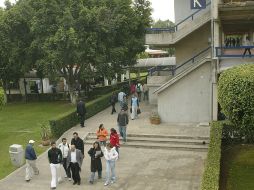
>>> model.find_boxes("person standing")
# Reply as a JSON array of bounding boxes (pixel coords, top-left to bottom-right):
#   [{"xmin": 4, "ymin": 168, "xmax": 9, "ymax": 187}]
[
  {"xmin": 118, "ymin": 91, "xmax": 126, "ymax": 108},
  {"xmin": 25, "ymin": 140, "xmax": 39, "ymax": 182},
  {"xmin": 48, "ymin": 142, "xmax": 62, "ymax": 190},
  {"xmin": 88, "ymin": 142, "xmax": 104, "ymax": 184},
  {"xmin": 104, "ymin": 143, "xmax": 118, "ymax": 186},
  {"xmin": 67, "ymin": 145, "xmax": 84, "ymax": 185},
  {"xmin": 76, "ymin": 99, "xmax": 86, "ymax": 127},
  {"xmin": 117, "ymin": 109, "xmax": 129, "ymax": 143},
  {"xmin": 243, "ymin": 36, "xmax": 252, "ymax": 58},
  {"xmin": 130, "ymin": 83, "xmax": 136, "ymax": 95},
  {"xmin": 109, "ymin": 128, "xmax": 120, "ymax": 154},
  {"xmin": 58, "ymin": 138, "xmax": 71, "ymax": 180},
  {"xmin": 109, "ymin": 92, "xmax": 118, "ymax": 114},
  {"xmin": 130, "ymin": 93, "xmax": 139, "ymax": 120},
  {"xmin": 142, "ymin": 83, "xmax": 149, "ymax": 101},
  {"xmin": 136, "ymin": 82, "xmax": 143, "ymax": 102},
  {"xmin": 71, "ymin": 132, "xmax": 84, "ymax": 155},
  {"xmin": 96, "ymin": 124, "xmax": 108, "ymax": 147}
]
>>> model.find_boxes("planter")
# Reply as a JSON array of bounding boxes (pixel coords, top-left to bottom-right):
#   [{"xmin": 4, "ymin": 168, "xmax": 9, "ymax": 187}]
[
  {"xmin": 41, "ymin": 139, "xmax": 50, "ymax": 146},
  {"xmin": 150, "ymin": 118, "xmax": 161, "ymax": 125}
]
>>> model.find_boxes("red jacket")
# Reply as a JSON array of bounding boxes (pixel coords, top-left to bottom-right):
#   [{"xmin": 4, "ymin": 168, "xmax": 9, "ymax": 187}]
[{"xmin": 110, "ymin": 133, "xmax": 120, "ymax": 147}]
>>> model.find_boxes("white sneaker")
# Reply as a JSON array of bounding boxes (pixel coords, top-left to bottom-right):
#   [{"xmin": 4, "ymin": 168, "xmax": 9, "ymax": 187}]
[
  {"xmin": 68, "ymin": 178, "xmax": 72, "ymax": 181},
  {"xmin": 104, "ymin": 182, "xmax": 109, "ymax": 186},
  {"xmin": 111, "ymin": 180, "xmax": 115, "ymax": 184}
]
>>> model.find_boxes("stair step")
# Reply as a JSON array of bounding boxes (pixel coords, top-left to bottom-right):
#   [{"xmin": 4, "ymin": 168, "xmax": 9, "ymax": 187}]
[
  {"xmin": 84, "ymin": 139, "xmax": 208, "ymax": 152},
  {"xmin": 86, "ymin": 136, "xmax": 209, "ymax": 145},
  {"xmin": 87, "ymin": 132, "xmax": 209, "ymax": 141}
]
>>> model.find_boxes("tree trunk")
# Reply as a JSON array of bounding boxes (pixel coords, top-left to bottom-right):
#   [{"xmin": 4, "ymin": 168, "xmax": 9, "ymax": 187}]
[{"xmin": 40, "ymin": 78, "xmax": 44, "ymax": 94}]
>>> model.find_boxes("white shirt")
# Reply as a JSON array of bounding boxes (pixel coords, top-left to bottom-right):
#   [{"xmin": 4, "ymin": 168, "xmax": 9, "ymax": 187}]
[
  {"xmin": 71, "ymin": 150, "xmax": 77, "ymax": 163},
  {"xmin": 118, "ymin": 92, "xmax": 125, "ymax": 102},
  {"xmin": 58, "ymin": 143, "xmax": 69, "ymax": 158}
]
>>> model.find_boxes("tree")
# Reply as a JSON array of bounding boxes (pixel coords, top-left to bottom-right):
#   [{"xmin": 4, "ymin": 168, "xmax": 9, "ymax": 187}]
[{"xmin": 152, "ymin": 19, "xmax": 174, "ymax": 28}]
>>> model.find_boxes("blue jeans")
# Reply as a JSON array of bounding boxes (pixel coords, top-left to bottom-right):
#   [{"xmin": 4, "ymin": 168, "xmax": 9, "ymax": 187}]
[
  {"xmin": 89, "ymin": 171, "xmax": 102, "ymax": 182},
  {"xmin": 118, "ymin": 126, "xmax": 127, "ymax": 142},
  {"xmin": 105, "ymin": 160, "xmax": 116, "ymax": 183}
]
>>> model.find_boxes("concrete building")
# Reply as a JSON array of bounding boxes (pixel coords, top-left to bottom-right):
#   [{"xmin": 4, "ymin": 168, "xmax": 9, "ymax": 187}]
[{"xmin": 146, "ymin": 0, "xmax": 254, "ymax": 124}]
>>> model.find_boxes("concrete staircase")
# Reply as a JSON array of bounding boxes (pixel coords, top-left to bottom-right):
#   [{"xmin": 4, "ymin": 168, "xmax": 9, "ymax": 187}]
[{"xmin": 84, "ymin": 132, "xmax": 209, "ymax": 152}]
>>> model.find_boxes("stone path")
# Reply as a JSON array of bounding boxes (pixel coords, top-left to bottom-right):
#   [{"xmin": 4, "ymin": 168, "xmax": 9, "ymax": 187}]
[{"xmin": 0, "ymin": 101, "xmax": 210, "ymax": 190}]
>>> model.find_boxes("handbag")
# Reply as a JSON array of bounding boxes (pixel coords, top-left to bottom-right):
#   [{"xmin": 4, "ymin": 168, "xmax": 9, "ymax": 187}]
[{"xmin": 137, "ymin": 108, "xmax": 141, "ymax": 115}]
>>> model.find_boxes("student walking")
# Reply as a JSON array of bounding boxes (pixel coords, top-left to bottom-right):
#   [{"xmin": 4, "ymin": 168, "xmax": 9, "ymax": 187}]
[
  {"xmin": 136, "ymin": 82, "xmax": 143, "ymax": 101},
  {"xmin": 109, "ymin": 92, "xmax": 118, "ymax": 114},
  {"xmin": 58, "ymin": 138, "xmax": 71, "ymax": 180},
  {"xmin": 131, "ymin": 93, "xmax": 139, "ymax": 120},
  {"xmin": 67, "ymin": 145, "xmax": 84, "ymax": 185},
  {"xmin": 71, "ymin": 132, "xmax": 84, "ymax": 155},
  {"xmin": 104, "ymin": 143, "xmax": 118, "ymax": 186},
  {"xmin": 25, "ymin": 140, "xmax": 39, "ymax": 182},
  {"xmin": 110, "ymin": 128, "xmax": 120, "ymax": 154},
  {"xmin": 117, "ymin": 109, "xmax": 129, "ymax": 143},
  {"xmin": 96, "ymin": 124, "xmax": 108, "ymax": 147},
  {"xmin": 118, "ymin": 91, "xmax": 126, "ymax": 108},
  {"xmin": 76, "ymin": 99, "xmax": 86, "ymax": 127},
  {"xmin": 48, "ymin": 142, "xmax": 63, "ymax": 190},
  {"xmin": 242, "ymin": 36, "xmax": 252, "ymax": 58},
  {"xmin": 88, "ymin": 142, "xmax": 104, "ymax": 184}
]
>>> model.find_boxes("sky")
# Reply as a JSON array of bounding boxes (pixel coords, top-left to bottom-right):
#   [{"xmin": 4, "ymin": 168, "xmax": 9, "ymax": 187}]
[{"xmin": 0, "ymin": 0, "xmax": 175, "ymax": 22}]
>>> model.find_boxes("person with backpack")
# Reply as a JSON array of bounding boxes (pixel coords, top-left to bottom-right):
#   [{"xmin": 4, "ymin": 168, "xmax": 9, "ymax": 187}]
[
  {"xmin": 58, "ymin": 138, "xmax": 71, "ymax": 180},
  {"xmin": 136, "ymin": 82, "xmax": 143, "ymax": 101},
  {"xmin": 88, "ymin": 141, "xmax": 104, "ymax": 184}
]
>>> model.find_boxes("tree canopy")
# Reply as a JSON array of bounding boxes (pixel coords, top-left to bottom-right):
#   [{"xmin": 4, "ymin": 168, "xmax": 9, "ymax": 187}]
[{"xmin": 0, "ymin": 0, "xmax": 152, "ymax": 102}]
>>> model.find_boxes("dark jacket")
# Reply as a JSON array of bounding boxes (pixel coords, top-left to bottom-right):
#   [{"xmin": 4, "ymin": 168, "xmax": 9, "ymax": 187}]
[
  {"xmin": 88, "ymin": 148, "xmax": 104, "ymax": 172},
  {"xmin": 48, "ymin": 148, "xmax": 62, "ymax": 164},
  {"xmin": 25, "ymin": 144, "xmax": 37, "ymax": 160},
  {"xmin": 71, "ymin": 137, "xmax": 84, "ymax": 155},
  {"xmin": 67, "ymin": 149, "xmax": 84, "ymax": 169},
  {"xmin": 77, "ymin": 101, "xmax": 86, "ymax": 116},
  {"xmin": 109, "ymin": 94, "xmax": 118, "ymax": 104},
  {"xmin": 117, "ymin": 111, "xmax": 129, "ymax": 126}
]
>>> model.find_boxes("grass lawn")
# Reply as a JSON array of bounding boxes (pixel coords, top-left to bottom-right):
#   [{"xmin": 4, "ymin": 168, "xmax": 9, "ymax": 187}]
[
  {"xmin": 220, "ymin": 144, "xmax": 254, "ymax": 190},
  {"xmin": 0, "ymin": 102, "xmax": 75, "ymax": 179}
]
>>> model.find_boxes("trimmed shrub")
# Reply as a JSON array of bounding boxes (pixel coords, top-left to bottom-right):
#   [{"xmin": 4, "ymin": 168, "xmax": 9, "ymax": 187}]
[
  {"xmin": 218, "ymin": 64, "xmax": 254, "ymax": 142},
  {"xmin": 49, "ymin": 91, "xmax": 118, "ymax": 138},
  {"xmin": 7, "ymin": 93, "xmax": 69, "ymax": 102},
  {"xmin": 0, "ymin": 87, "xmax": 6, "ymax": 107},
  {"xmin": 201, "ymin": 121, "xmax": 223, "ymax": 190}
]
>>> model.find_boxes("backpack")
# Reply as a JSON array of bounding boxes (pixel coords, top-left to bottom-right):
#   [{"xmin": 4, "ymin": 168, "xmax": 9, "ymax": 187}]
[{"xmin": 136, "ymin": 84, "xmax": 141, "ymax": 92}]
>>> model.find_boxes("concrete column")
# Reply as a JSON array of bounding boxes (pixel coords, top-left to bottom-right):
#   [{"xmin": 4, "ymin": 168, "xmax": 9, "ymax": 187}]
[
  {"xmin": 121, "ymin": 74, "xmax": 125, "ymax": 82},
  {"xmin": 125, "ymin": 70, "xmax": 130, "ymax": 79},
  {"xmin": 104, "ymin": 77, "xmax": 109, "ymax": 86},
  {"xmin": 211, "ymin": 0, "xmax": 220, "ymax": 58},
  {"xmin": 211, "ymin": 60, "xmax": 218, "ymax": 121}
]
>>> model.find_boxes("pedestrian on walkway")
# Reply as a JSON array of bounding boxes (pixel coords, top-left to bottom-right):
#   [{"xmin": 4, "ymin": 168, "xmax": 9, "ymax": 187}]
[
  {"xmin": 109, "ymin": 92, "xmax": 118, "ymax": 114},
  {"xmin": 71, "ymin": 132, "xmax": 84, "ymax": 155},
  {"xmin": 48, "ymin": 141, "xmax": 63, "ymax": 190},
  {"xmin": 117, "ymin": 109, "xmax": 129, "ymax": 143},
  {"xmin": 118, "ymin": 91, "xmax": 126, "ymax": 108},
  {"xmin": 130, "ymin": 93, "xmax": 139, "ymax": 120},
  {"xmin": 242, "ymin": 36, "xmax": 252, "ymax": 58},
  {"xmin": 25, "ymin": 140, "xmax": 39, "ymax": 182},
  {"xmin": 88, "ymin": 141, "xmax": 104, "ymax": 184},
  {"xmin": 130, "ymin": 82, "xmax": 136, "ymax": 95},
  {"xmin": 110, "ymin": 128, "xmax": 120, "ymax": 154},
  {"xmin": 76, "ymin": 99, "xmax": 86, "ymax": 127},
  {"xmin": 143, "ymin": 83, "xmax": 149, "ymax": 101},
  {"xmin": 122, "ymin": 95, "xmax": 128, "ymax": 111},
  {"xmin": 136, "ymin": 82, "xmax": 143, "ymax": 101},
  {"xmin": 96, "ymin": 124, "xmax": 108, "ymax": 147},
  {"xmin": 104, "ymin": 143, "xmax": 118, "ymax": 186},
  {"xmin": 58, "ymin": 138, "xmax": 71, "ymax": 180},
  {"xmin": 67, "ymin": 145, "xmax": 84, "ymax": 185}
]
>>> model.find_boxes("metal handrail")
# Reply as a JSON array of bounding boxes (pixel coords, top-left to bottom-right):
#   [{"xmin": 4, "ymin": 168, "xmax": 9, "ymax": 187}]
[{"xmin": 146, "ymin": 1, "xmax": 211, "ymax": 33}]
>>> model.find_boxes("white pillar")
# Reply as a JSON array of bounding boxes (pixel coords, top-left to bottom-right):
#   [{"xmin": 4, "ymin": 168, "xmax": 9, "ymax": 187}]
[
  {"xmin": 104, "ymin": 77, "xmax": 109, "ymax": 86},
  {"xmin": 121, "ymin": 74, "xmax": 125, "ymax": 82}
]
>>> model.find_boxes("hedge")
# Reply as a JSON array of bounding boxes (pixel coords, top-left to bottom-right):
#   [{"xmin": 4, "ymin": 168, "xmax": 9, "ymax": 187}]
[
  {"xmin": 0, "ymin": 87, "xmax": 6, "ymax": 107},
  {"xmin": 201, "ymin": 121, "xmax": 223, "ymax": 190},
  {"xmin": 218, "ymin": 64, "xmax": 254, "ymax": 142},
  {"xmin": 7, "ymin": 93, "xmax": 69, "ymax": 102},
  {"xmin": 49, "ymin": 91, "xmax": 118, "ymax": 138}
]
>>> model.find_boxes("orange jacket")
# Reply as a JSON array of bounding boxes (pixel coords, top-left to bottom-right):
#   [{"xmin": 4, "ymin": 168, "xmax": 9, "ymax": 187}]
[{"xmin": 96, "ymin": 129, "xmax": 108, "ymax": 142}]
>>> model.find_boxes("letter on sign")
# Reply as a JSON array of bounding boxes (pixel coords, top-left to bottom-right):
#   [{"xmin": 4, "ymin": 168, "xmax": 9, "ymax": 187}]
[{"xmin": 191, "ymin": 0, "xmax": 206, "ymax": 9}]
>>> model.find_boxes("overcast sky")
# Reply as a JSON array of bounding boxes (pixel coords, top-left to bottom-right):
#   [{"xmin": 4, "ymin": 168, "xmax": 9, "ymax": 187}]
[{"xmin": 0, "ymin": 0, "xmax": 175, "ymax": 22}]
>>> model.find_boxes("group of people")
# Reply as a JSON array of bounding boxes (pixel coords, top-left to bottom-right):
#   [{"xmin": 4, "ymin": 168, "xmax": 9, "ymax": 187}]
[{"xmin": 24, "ymin": 131, "xmax": 119, "ymax": 189}]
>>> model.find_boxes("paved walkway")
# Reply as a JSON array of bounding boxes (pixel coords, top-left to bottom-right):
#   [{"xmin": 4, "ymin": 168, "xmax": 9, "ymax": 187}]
[{"xmin": 0, "ymin": 101, "xmax": 210, "ymax": 190}]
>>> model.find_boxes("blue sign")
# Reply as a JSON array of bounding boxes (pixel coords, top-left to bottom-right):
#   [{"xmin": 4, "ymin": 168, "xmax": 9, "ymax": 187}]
[{"xmin": 191, "ymin": 0, "xmax": 206, "ymax": 9}]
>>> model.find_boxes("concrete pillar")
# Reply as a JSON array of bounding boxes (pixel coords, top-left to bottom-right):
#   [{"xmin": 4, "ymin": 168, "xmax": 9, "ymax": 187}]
[
  {"xmin": 125, "ymin": 70, "xmax": 130, "ymax": 79},
  {"xmin": 211, "ymin": 0, "xmax": 220, "ymax": 58},
  {"xmin": 121, "ymin": 74, "xmax": 125, "ymax": 82},
  {"xmin": 104, "ymin": 77, "xmax": 109, "ymax": 86},
  {"xmin": 211, "ymin": 60, "xmax": 218, "ymax": 121}
]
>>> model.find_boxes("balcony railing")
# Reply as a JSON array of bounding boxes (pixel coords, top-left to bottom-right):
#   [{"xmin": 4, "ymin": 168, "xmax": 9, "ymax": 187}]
[
  {"xmin": 215, "ymin": 46, "xmax": 254, "ymax": 58},
  {"xmin": 146, "ymin": 1, "xmax": 211, "ymax": 34}
]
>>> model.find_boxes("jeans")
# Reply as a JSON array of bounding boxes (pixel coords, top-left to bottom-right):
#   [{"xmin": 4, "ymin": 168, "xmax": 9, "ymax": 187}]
[
  {"xmin": 89, "ymin": 171, "xmax": 102, "ymax": 182},
  {"xmin": 111, "ymin": 103, "xmax": 116, "ymax": 114},
  {"xmin": 50, "ymin": 163, "xmax": 61, "ymax": 188},
  {"xmin": 131, "ymin": 106, "xmax": 138, "ymax": 120},
  {"xmin": 79, "ymin": 114, "xmax": 85, "ymax": 127},
  {"xmin": 25, "ymin": 159, "xmax": 39, "ymax": 180},
  {"xmin": 118, "ymin": 125, "xmax": 127, "ymax": 142},
  {"xmin": 62, "ymin": 158, "xmax": 71, "ymax": 178},
  {"xmin": 105, "ymin": 160, "xmax": 116, "ymax": 183}
]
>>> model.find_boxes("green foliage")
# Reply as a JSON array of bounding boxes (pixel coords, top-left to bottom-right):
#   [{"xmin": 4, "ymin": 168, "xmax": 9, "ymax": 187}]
[
  {"xmin": 201, "ymin": 121, "xmax": 223, "ymax": 190},
  {"xmin": 152, "ymin": 19, "xmax": 174, "ymax": 28},
  {"xmin": 218, "ymin": 64, "xmax": 254, "ymax": 142},
  {"xmin": 0, "ymin": 87, "xmax": 6, "ymax": 107},
  {"xmin": 136, "ymin": 52, "xmax": 149, "ymax": 59},
  {"xmin": 40, "ymin": 123, "xmax": 52, "ymax": 140},
  {"xmin": 49, "ymin": 91, "xmax": 118, "ymax": 138},
  {"xmin": 7, "ymin": 93, "xmax": 69, "ymax": 102}
]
